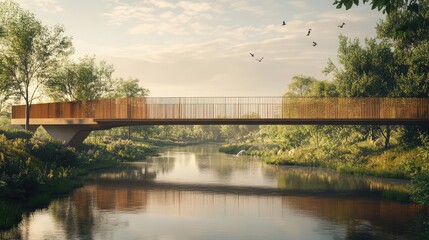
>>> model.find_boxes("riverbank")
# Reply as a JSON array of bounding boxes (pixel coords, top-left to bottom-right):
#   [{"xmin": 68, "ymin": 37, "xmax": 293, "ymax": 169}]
[
  {"xmin": 0, "ymin": 131, "xmax": 158, "ymax": 230},
  {"xmin": 219, "ymin": 142, "xmax": 429, "ymax": 205}
]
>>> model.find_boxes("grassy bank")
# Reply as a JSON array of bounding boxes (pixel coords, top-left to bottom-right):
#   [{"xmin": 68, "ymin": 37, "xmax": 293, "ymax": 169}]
[
  {"xmin": 220, "ymin": 141, "xmax": 429, "ymax": 205},
  {"xmin": 0, "ymin": 131, "xmax": 158, "ymax": 230}
]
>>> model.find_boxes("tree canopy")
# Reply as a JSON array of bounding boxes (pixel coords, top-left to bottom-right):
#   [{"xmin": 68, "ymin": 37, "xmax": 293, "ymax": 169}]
[
  {"xmin": 333, "ymin": 0, "xmax": 419, "ymax": 14},
  {"xmin": 324, "ymin": 36, "xmax": 396, "ymax": 97},
  {"xmin": 0, "ymin": 0, "xmax": 73, "ymax": 129},
  {"xmin": 45, "ymin": 56, "xmax": 114, "ymax": 102},
  {"xmin": 109, "ymin": 78, "xmax": 150, "ymax": 98}
]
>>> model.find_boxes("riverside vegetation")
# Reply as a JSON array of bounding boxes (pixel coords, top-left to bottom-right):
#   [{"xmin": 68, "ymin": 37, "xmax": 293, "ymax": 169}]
[{"xmin": 0, "ymin": 126, "xmax": 157, "ymax": 230}]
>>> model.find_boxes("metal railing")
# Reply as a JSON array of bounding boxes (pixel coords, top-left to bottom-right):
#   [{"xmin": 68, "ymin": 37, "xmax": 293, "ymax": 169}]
[{"xmin": 11, "ymin": 97, "xmax": 429, "ymax": 121}]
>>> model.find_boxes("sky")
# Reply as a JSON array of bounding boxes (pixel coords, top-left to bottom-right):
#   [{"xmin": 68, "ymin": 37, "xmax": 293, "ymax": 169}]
[{"xmin": 15, "ymin": 0, "xmax": 385, "ymax": 97}]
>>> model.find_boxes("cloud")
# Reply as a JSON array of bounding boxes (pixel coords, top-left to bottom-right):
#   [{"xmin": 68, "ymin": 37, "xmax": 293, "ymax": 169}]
[
  {"xmin": 177, "ymin": 1, "xmax": 213, "ymax": 14},
  {"xmin": 288, "ymin": 1, "xmax": 308, "ymax": 8},
  {"xmin": 227, "ymin": 0, "xmax": 267, "ymax": 15},
  {"xmin": 102, "ymin": 3, "xmax": 154, "ymax": 25},
  {"xmin": 17, "ymin": 0, "xmax": 63, "ymax": 13}
]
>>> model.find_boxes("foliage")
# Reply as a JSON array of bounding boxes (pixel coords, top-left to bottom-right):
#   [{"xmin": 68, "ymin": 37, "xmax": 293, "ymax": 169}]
[
  {"xmin": 83, "ymin": 136, "xmax": 157, "ymax": 162},
  {"xmin": 284, "ymin": 75, "xmax": 338, "ymax": 97},
  {"xmin": 0, "ymin": 128, "xmax": 160, "ymax": 230},
  {"xmin": 333, "ymin": 0, "xmax": 419, "ymax": 14},
  {"xmin": 0, "ymin": 0, "xmax": 73, "ymax": 129},
  {"xmin": 218, "ymin": 144, "xmax": 253, "ymax": 155},
  {"xmin": 324, "ymin": 36, "xmax": 395, "ymax": 97},
  {"xmin": 29, "ymin": 138, "xmax": 81, "ymax": 168},
  {"xmin": 0, "ymin": 129, "xmax": 32, "ymax": 140},
  {"xmin": 108, "ymin": 78, "xmax": 150, "ymax": 98},
  {"xmin": 376, "ymin": 1, "xmax": 429, "ymax": 97},
  {"xmin": 411, "ymin": 172, "xmax": 429, "ymax": 205},
  {"xmin": 45, "ymin": 56, "xmax": 114, "ymax": 102},
  {"xmin": 100, "ymin": 124, "xmax": 228, "ymax": 143},
  {"xmin": 0, "ymin": 201, "xmax": 22, "ymax": 230}
]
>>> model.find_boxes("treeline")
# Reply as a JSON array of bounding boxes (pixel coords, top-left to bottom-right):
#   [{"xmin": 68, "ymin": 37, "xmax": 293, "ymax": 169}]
[
  {"xmin": 0, "ymin": 1, "xmax": 155, "ymax": 230},
  {"xmin": 98, "ymin": 125, "xmax": 259, "ymax": 145},
  {"xmin": 0, "ymin": 1, "xmax": 149, "ymax": 131}
]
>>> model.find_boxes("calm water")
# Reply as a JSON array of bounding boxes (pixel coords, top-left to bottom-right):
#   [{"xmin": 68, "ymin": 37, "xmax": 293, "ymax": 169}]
[{"xmin": 2, "ymin": 144, "xmax": 429, "ymax": 240}]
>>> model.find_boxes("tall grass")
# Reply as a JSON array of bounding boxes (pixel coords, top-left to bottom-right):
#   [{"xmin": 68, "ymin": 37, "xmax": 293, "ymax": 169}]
[{"xmin": 0, "ymin": 202, "xmax": 22, "ymax": 230}]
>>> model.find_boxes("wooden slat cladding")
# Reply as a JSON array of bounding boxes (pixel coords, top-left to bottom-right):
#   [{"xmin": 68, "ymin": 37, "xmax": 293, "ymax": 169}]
[{"xmin": 11, "ymin": 97, "xmax": 429, "ymax": 122}]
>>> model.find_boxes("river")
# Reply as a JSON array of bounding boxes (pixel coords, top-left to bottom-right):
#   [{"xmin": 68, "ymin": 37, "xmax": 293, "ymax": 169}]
[{"xmin": 1, "ymin": 144, "xmax": 428, "ymax": 240}]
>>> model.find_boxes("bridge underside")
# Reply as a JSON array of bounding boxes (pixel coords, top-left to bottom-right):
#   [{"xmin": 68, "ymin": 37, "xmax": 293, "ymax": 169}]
[
  {"xmin": 12, "ymin": 117, "xmax": 429, "ymax": 147},
  {"xmin": 94, "ymin": 118, "xmax": 429, "ymax": 126}
]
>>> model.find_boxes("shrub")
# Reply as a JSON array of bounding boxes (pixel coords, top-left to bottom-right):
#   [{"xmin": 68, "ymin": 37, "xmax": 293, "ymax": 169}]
[
  {"xmin": 0, "ymin": 201, "xmax": 22, "ymax": 230},
  {"xmin": 411, "ymin": 172, "xmax": 429, "ymax": 205},
  {"xmin": 219, "ymin": 144, "xmax": 253, "ymax": 154},
  {"xmin": 29, "ymin": 138, "xmax": 80, "ymax": 168},
  {"xmin": 0, "ymin": 129, "xmax": 32, "ymax": 140}
]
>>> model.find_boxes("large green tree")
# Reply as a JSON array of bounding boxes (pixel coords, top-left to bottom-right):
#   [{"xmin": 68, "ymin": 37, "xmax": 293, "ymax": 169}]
[
  {"xmin": 0, "ymin": 1, "xmax": 73, "ymax": 130},
  {"xmin": 46, "ymin": 56, "xmax": 114, "ymax": 102},
  {"xmin": 324, "ymin": 36, "xmax": 396, "ymax": 97},
  {"xmin": 109, "ymin": 78, "xmax": 149, "ymax": 98},
  {"xmin": 285, "ymin": 75, "xmax": 338, "ymax": 97},
  {"xmin": 106, "ymin": 77, "xmax": 150, "ymax": 139},
  {"xmin": 376, "ymin": 2, "xmax": 429, "ymax": 97}
]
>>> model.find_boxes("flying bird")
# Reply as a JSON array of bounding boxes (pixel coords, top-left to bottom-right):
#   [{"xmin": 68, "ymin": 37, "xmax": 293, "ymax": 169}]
[
  {"xmin": 312, "ymin": 41, "xmax": 317, "ymax": 47},
  {"xmin": 338, "ymin": 22, "xmax": 345, "ymax": 28},
  {"xmin": 250, "ymin": 53, "xmax": 254, "ymax": 57},
  {"xmin": 282, "ymin": 21, "xmax": 286, "ymax": 26},
  {"xmin": 256, "ymin": 57, "xmax": 264, "ymax": 62},
  {"xmin": 307, "ymin": 29, "xmax": 312, "ymax": 36}
]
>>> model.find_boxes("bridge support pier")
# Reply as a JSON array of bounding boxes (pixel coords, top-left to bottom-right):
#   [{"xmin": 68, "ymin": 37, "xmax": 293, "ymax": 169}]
[{"xmin": 42, "ymin": 126, "xmax": 99, "ymax": 147}]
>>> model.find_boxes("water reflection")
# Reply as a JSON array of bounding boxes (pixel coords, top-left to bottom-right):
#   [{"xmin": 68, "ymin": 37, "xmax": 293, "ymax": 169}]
[
  {"xmin": 1, "ymin": 144, "xmax": 428, "ymax": 240},
  {"xmin": 3, "ymin": 182, "xmax": 427, "ymax": 240}
]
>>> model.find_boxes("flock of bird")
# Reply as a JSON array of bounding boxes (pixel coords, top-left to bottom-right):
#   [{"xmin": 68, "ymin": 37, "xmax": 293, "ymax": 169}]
[{"xmin": 250, "ymin": 21, "xmax": 346, "ymax": 62}]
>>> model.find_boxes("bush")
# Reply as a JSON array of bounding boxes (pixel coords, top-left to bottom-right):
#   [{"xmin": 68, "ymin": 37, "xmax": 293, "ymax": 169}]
[
  {"xmin": 0, "ymin": 129, "xmax": 32, "ymax": 140},
  {"xmin": 29, "ymin": 138, "xmax": 81, "ymax": 168},
  {"xmin": 0, "ymin": 201, "xmax": 22, "ymax": 230},
  {"xmin": 219, "ymin": 144, "xmax": 253, "ymax": 154},
  {"xmin": 411, "ymin": 172, "xmax": 429, "ymax": 205}
]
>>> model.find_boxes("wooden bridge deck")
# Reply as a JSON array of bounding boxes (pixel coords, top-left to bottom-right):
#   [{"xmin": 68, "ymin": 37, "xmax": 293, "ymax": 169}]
[{"xmin": 11, "ymin": 97, "xmax": 429, "ymax": 126}]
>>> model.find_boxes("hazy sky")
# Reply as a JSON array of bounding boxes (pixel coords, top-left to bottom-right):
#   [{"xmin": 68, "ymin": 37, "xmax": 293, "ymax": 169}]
[{"xmin": 16, "ymin": 0, "xmax": 384, "ymax": 97}]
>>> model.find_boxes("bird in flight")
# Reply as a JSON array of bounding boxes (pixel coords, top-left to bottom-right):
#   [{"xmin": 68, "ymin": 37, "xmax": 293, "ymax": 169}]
[
  {"xmin": 312, "ymin": 41, "xmax": 317, "ymax": 47},
  {"xmin": 282, "ymin": 21, "xmax": 286, "ymax": 26},
  {"xmin": 338, "ymin": 22, "xmax": 345, "ymax": 28},
  {"xmin": 256, "ymin": 57, "xmax": 264, "ymax": 62},
  {"xmin": 307, "ymin": 29, "xmax": 312, "ymax": 36},
  {"xmin": 250, "ymin": 53, "xmax": 254, "ymax": 57}
]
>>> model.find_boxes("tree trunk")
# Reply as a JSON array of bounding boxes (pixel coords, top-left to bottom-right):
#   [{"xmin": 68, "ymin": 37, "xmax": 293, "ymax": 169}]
[
  {"xmin": 384, "ymin": 126, "xmax": 391, "ymax": 149},
  {"xmin": 371, "ymin": 126, "xmax": 377, "ymax": 141},
  {"xmin": 25, "ymin": 101, "xmax": 30, "ymax": 131},
  {"xmin": 379, "ymin": 125, "xmax": 392, "ymax": 149}
]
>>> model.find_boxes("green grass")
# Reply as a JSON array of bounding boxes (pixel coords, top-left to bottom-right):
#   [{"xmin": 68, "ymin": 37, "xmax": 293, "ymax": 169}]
[
  {"xmin": 0, "ymin": 202, "xmax": 22, "ymax": 230},
  {"xmin": 219, "ymin": 144, "xmax": 253, "ymax": 154}
]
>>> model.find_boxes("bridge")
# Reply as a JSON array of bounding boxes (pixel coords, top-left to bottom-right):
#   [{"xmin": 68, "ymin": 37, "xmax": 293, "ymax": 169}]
[{"xmin": 11, "ymin": 97, "xmax": 429, "ymax": 146}]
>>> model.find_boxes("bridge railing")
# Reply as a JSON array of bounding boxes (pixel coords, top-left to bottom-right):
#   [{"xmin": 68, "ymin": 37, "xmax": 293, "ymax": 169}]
[{"xmin": 11, "ymin": 97, "xmax": 429, "ymax": 120}]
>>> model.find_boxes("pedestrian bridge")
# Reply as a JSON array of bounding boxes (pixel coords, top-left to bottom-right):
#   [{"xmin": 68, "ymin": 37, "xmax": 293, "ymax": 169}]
[{"xmin": 11, "ymin": 97, "xmax": 429, "ymax": 146}]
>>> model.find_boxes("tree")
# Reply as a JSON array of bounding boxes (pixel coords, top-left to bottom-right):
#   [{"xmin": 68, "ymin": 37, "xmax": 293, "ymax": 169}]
[
  {"xmin": 0, "ymin": 24, "xmax": 12, "ymax": 114},
  {"xmin": 333, "ymin": 0, "xmax": 419, "ymax": 14},
  {"xmin": 0, "ymin": 1, "xmax": 73, "ymax": 130},
  {"xmin": 324, "ymin": 36, "xmax": 396, "ymax": 97},
  {"xmin": 285, "ymin": 75, "xmax": 338, "ymax": 97},
  {"xmin": 45, "ymin": 56, "xmax": 114, "ymax": 102},
  {"xmin": 107, "ymin": 77, "xmax": 149, "ymax": 139},
  {"xmin": 376, "ymin": 2, "xmax": 429, "ymax": 97},
  {"xmin": 286, "ymin": 75, "xmax": 316, "ymax": 96},
  {"xmin": 109, "ymin": 78, "xmax": 149, "ymax": 98}
]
